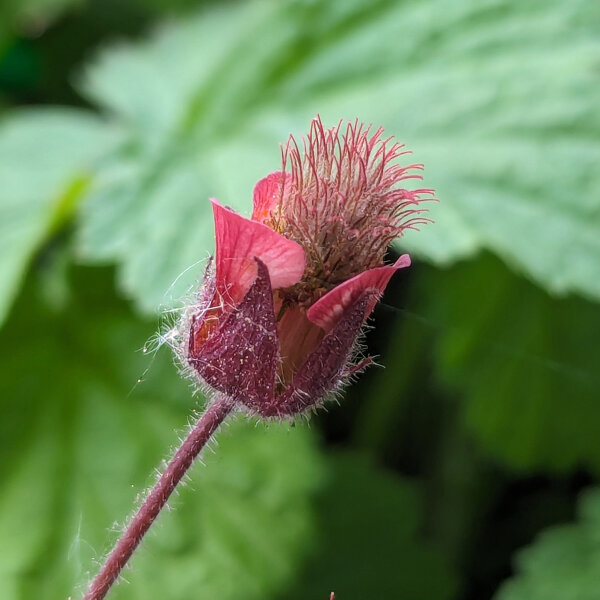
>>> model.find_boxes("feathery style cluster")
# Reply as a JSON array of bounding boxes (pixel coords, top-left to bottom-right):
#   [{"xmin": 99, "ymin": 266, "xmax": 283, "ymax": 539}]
[{"xmin": 177, "ymin": 116, "xmax": 431, "ymax": 418}]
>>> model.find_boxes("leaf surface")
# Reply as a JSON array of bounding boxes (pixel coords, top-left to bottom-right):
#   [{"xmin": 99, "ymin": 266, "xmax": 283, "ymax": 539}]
[
  {"xmin": 0, "ymin": 108, "xmax": 119, "ymax": 326},
  {"xmin": 425, "ymin": 255, "xmax": 600, "ymax": 473},
  {"xmin": 0, "ymin": 265, "xmax": 322, "ymax": 600},
  {"xmin": 495, "ymin": 488, "xmax": 600, "ymax": 600},
  {"xmin": 75, "ymin": 0, "xmax": 600, "ymax": 312},
  {"xmin": 286, "ymin": 454, "xmax": 457, "ymax": 600},
  {"xmin": 0, "ymin": 263, "xmax": 454, "ymax": 599}
]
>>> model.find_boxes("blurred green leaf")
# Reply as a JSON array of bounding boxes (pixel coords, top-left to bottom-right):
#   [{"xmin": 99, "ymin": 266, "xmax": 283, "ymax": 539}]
[
  {"xmin": 0, "ymin": 108, "xmax": 119, "ymax": 328},
  {"xmin": 110, "ymin": 419, "xmax": 323, "ymax": 600},
  {"xmin": 0, "ymin": 264, "xmax": 323, "ymax": 600},
  {"xmin": 1, "ymin": 0, "xmax": 82, "ymax": 25},
  {"xmin": 75, "ymin": 0, "xmax": 600, "ymax": 313},
  {"xmin": 286, "ymin": 454, "xmax": 457, "ymax": 600},
  {"xmin": 425, "ymin": 254, "xmax": 600, "ymax": 474},
  {"xmin": 0, "ymin": 0, "xmax": 82, "ymax": 54},
  {"xmin": 0, "ymin": 262, "xmax": 455, "ymax": 599},
  {"xmin": 495, "ymin": 488, "xmax": 600, "ymax": 600}
]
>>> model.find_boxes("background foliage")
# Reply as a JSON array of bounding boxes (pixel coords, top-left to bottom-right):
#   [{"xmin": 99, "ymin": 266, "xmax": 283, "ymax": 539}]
[{"xmin": 0, "ymin": 1, "xmax": 599, "ymax": 599}]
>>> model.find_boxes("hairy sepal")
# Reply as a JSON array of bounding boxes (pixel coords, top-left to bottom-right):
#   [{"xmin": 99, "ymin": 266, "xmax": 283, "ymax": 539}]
[
  {"xmin": 271, "ymin": 293, "xmax": 375, "ymax": 417},
  {"xmin": 188, "ymin": 259, "xmax": 279, "ymax": 410}
]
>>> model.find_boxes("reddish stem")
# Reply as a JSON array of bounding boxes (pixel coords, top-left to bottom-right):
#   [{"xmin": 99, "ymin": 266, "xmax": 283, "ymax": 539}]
[{"xmin": 83, "ymin": 395, "xmax": 234, "ymax": 600}]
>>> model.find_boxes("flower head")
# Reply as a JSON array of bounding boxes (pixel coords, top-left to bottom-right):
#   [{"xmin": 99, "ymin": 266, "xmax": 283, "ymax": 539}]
[{"xmin": 177, "ymin": 116, "xmax": 432, "ymax": 418}]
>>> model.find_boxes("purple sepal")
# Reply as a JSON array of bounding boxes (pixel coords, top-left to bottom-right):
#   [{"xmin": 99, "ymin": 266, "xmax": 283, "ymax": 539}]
[
  {"xmin": 270, "ymin": 293, "xmax": 374, "ymax": 417},
  {"xmin": 188, "ymin": 259, "xmax": 278, "ymax": 409}
]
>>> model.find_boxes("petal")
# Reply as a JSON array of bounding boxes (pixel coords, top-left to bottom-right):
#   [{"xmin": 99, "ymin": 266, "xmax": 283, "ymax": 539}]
[
  {"xmin": 211, "ymin": 198, "xmax": 305, "ymax": 304},
  {"xmin": 306, "ymin": 254, "xmax": 411, "ymax": 332},
  {"xmin": 277, "ymin": 306, "xmax": 325, "ymax": 384},
  {"xmin": 251, "ymin": 171, "xmax": 291, "ymax": 224}
]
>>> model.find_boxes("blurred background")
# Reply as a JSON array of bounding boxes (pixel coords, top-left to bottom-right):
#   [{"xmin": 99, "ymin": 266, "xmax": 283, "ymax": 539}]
[{"xmin": 1, "ymin": 1, "xmax": 599, "ymax": 599}]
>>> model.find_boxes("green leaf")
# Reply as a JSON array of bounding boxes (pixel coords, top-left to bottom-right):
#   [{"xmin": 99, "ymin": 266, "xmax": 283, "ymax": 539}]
[
  {"xmin": 0, "ymin": 108, "xmax": 119, "ymax": 328},
  {"xmin": 286, "ymin": 454, "xmax": 457, "ymax": 600},
  {"xmin": 0, "ymin": 264, "xmax": 324, "ymax": 600},
  {"xmin": 0, "ymin": 0, "xmax": 82, "ymax": 26},
  {"xmin": 109, "ymin": 419, "xmax": 323, "ymax": 600},
  {"xmin": 0, "ymin": 0, "xmax": 82, "ymax": 57},
  {"xmin": 495, "ymin": 488, "xmax": 600, "ymax": 600},
  {"xmin": 424, "ymin": 254, "xmax": 600, "ymax": 474},
  {"xmin": 0, "ymin": 261, "xmax": 456, "ymax": 600},
  {"xmin": 75, "ymin": 0, "xmax": 600, "ymax": 313}
]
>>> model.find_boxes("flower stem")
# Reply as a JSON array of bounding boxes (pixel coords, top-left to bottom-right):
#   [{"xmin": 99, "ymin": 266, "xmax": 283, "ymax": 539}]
[{"xmin": 83, "ymin": 394, "xmax": 234, "ymax": 600}]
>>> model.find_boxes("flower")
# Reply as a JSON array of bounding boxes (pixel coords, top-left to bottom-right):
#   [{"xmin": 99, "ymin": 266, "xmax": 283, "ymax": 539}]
[{"xmin": 179, "ymin": 116, "xmax": 431, "ymax": 418}]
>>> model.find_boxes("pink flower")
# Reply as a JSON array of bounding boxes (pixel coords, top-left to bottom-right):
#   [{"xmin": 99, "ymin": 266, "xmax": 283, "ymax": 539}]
[{"xmin": 181, "ymin": 117, "xmax": 431, "ymax": 417}]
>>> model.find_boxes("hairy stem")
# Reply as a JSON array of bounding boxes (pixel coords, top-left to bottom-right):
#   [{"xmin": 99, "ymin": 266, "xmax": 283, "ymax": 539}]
[{"xmin": 83, "ymin": 394, "xmax": 234, "ymax": 600}]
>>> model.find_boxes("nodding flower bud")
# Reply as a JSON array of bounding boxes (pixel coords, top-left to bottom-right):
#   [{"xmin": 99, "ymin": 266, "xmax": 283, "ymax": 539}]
[{"xmin": 174, "ymin": 116, "xmax": 432, "ymax": 418}]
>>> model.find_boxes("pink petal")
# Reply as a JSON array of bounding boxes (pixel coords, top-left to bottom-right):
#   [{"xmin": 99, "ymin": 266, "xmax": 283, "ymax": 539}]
[
  {"xmin": 251, "ymin": 171, "xmax": 291, "ymax": 224},
  {"xmin": 307, "ymin": 255, "xmax": 411, "ymax": 332},
  {"xmin": 211, "ymin": 199, "xmax": 305, "ymax": 304}
]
